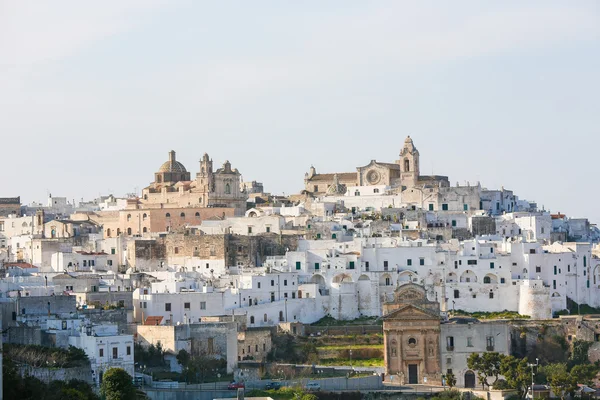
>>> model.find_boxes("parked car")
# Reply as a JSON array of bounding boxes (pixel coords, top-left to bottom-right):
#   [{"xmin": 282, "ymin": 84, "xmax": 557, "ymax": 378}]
[
  {"xmin": 228, "ymin": 382, "xmax": 245, "ymax": 390},
  {"xmin": 265, "ymin": 381, "xmax": 282, "ymax": 390},
  {"xmin": 304, "ymin": 382, "xmax": 321, "ymax": 391}
]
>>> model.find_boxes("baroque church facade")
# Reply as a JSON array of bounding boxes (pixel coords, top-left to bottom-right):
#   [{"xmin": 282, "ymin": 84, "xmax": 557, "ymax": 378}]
[{"xmin": 141, "ymin": 151, "xmax": 246, "ymax": 215}]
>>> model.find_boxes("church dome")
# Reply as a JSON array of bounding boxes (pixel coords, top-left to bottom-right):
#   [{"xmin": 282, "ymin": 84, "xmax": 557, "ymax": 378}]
[{"xmin": 158, "ymin": 150, "xmax": 187, "ymax": 173}]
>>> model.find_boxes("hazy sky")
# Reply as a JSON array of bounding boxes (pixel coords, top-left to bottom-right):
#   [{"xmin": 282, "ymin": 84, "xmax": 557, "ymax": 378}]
[{"xmin": 1, "ymin": 2, "xmax": 599, "ymax": 222}]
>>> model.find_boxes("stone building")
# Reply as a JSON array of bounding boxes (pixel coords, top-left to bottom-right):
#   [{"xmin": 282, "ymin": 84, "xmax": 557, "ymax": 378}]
[
  {"xmin": 304, "ymin": 136, "xmax": 450, "ymax": 195},
  {"xmin": 0, "ymin": 197, "xmax": 21, "ymax": 217},
  {"xmin": 382, "ymin": 284, "xmax": 442, "ymax": 385},
  {"xmin": 141, "ymin": 151, "xmax": 247, "ymax": 215}
]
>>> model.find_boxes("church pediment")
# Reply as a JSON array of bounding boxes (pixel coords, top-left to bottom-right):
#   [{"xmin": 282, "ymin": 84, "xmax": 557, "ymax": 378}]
[{"xmin": 383, "ymin": 304, "xmax": 440, "ymax": 321}]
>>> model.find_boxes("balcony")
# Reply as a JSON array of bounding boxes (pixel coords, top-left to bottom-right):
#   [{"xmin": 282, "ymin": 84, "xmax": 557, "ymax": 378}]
[
  {"xmin": 486, "ymin": 346, "xmax": 495, "ymax": 352},
  {"xmin": 446, "ymin": 345, "xmax": 454, "ymax": 351}
]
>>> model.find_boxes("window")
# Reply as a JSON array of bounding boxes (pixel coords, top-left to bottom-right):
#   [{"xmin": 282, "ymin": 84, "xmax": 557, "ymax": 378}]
[
  {"xmin": 255, "ymin": 345, "xmax": 259, "ymax": 352},
  {"xmin": 195, "ymin": 212, "xmax": 200, "ymax": 217},
  {"xmin": 584, "ymin": 256, "xmax": 587, "ymax": 267},
  {"xmin": 467, "ymin": 337, "xmax": 473, "ymax": 347},
  {"xmin": 486, "ymin": 336, "xmax": 495, "ymax": 351},
  {"xmin": 536, "ymin": 266, "xmax": 541, "ymax": 273},
  {"xmin": 314, "ymin": 185, "xmax": 318, "ymax": 192},
  {"xmin": 142, "ymin": 227, "xmax": 147, "ymax": 233},
  {"xmin": 264, "ymin": 314, "xmax": 268, "ymax": 322},
  {"xmin": 270, "ymin": 292, "xmax": 275, "ymax": 302},
  {"xmin": 442, "ymin": 204, "xmax": 449, "ymax": 211},
  {"xmin": 225, "ymin": 183, "xmax": 231, "ymax": 194},
  {"xmin": 408, "ymin": 338, "xmax": 417, "ymax": 346},
  {"xmin": 284, "ymin": 279, "xmax": 288, "ymax": 286},
  {"xmin": 407, "ymin": 259, "xmax": 412, "ymax": 266},
  {"xmin": 248, "ymin": 226, "xmax": 253, "ymax": 234},
  {"xmin": 111, "ymin": 248, "xmax": 116, "ymax": 255},
  {"xmin": 454, "ymin": 289, "xmax": 459, "ymax": 298},
  {"xmin": 384, "ymin": 261, "xmax": 389, "ymax": 271},
  {"xmin": 200, "ymin": 301, "xmax": 206, "ymax": 310},
  {"xmin": 365, "ymin": 261, "xmax": 369, "ymax": 271},
  {"xmin": 165, "ymin": 303, "xmax": 171, "ymax": 312},
  {"xmin": 452, "ymin": 220, "xmax": 456, "ymax": 227},
  {"xmin": 419, "ymin": 258, "xmax": 425, "ymax": 266},
  {"xmin": 127, "ymin": 346, "xmax": 131, "ymax": 356},
  {"xmin": 385, "ymin": 277, "xmax": 391, "ymax": 286},
  {"xmin": 266, "ymin": 226, "xmax": 271, "ymax": 233},
  {"xmin": 464, "ymin": 204, "xmax": 468, "ymax": 211},
  {"xmin": 484, "ymin": 276, "xmax": 491, "ymax": 284},
  {"xmin": 180, "ymin": 212, "xmax": 185, "ymax": 218},
  {"xmin": 489, "ymin": 291, "xmax": 494, "ymax": 299},
  {"xmin": 500, "ymin": 278, "xmax": 505, "ymax": 284},
  {"xmin": 292, "ymin": 292, "xmax": 296, "ymax": 299},
  {"xmin": 166, "ymin": 213, "xmax": 171, "ymax": 218},
  {"xmin": 271, "ymin": 279, "xmax": 275, "ymax": 286},
  {"xmin": 174, "ymin": 247, "xmax": 179, "ymax": 254},
  {"xmin": 315, "ymin": 262, "xmax": 320, "ymax": 270},
  {"xmin": 490, "ymin": 262, "xmax": 494, "ymax": 269},
  {"xmin": 113, "ymin": 347, "xmax": 118, "ymax": 359},
  {"xmin": 127, "ymin": 214, "xmax": 131, "ymax": 222},
  {"xmin": 295, "ymin": 262, "xmax": 301, "ymax": 270},
  {"xmin": 250, "ymin": 316, "xmax": 255, "ymax": 324},
  {"xmin": 348, "ymin": 261, "xmax": 355, "ymax": 269},
  {"xmin": 184, "ymin": 302, "xmax": 190, "ymax": 310},
  {"xmin": 99, "ymin": 349, "xmax": 104, "ymax": 357},
  {"xmin": 467, "ymin": 260, "xmax": 477, "ymax": 265},
  {"xmin": 529, "ymin": 249, "xmax": 535, "ymax": 254},
  {"xmin": 553, "ymin": 280, "xmax": 556, "ymax": 289},
  {"xmin": 429, "ymin": 204, "xmax": 434, "ymax": 211},
  {"xmin": 554, "ymin": 265, "xmax": 557, "ymax": 275},
  {"xmin": 446, "ymin": 336, "xmax": 454, "ymax": 349}
]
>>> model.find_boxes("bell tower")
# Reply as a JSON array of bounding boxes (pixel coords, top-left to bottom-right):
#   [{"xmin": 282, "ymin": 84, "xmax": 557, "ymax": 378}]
[
  {"xmin": 197, "ymin": 153, "xmax": 214, "ymax": 192},
  {"xmin": 397, "ymin": 136, "xmax": 420, "ymax": 188}
]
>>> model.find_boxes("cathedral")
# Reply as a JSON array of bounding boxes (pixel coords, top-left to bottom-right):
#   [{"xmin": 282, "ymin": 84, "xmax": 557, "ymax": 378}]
[
  {"xmin": 304, "ymin": 136, "xmax": 450, "ymax": 195},
  {"xmin": 141, "ymin": 151, "xmax": 246, "ymax": 215}
]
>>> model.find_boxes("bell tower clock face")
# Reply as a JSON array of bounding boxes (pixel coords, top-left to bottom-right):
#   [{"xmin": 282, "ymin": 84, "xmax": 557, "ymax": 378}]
[{"xmin": 366, "ymin": 170, "xmax": 380, "ymax": 185}]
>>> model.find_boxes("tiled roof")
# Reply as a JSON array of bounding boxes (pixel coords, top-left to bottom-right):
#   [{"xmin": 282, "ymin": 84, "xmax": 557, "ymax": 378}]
[
  {"xmin": 308, "ymin": 173, "xmax": 357, "ymax": 182},
  {"xmin": 144, "ymin": 316, "xmax": 164, "ymax": 326}
]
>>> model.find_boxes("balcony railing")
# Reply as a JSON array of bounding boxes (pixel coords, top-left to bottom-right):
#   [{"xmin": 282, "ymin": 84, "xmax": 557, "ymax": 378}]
[{"xmin": 446, "ymin": 345, "xmax": 454, "ymax": 351}]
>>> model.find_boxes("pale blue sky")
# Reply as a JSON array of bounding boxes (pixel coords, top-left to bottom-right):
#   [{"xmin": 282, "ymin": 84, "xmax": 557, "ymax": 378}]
[{"xmin": 1, "ymin": 2, "xmax": 599, "ymax": 222}]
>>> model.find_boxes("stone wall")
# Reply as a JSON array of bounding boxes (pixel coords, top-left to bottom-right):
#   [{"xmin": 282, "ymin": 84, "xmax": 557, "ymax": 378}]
[
  {"xmin": 18, "ymin": 364, "xmax": 92, "ymax": 384},
  {"xmin": 237, "ymin": 327, "xmax": 273, "ymax": 362}
]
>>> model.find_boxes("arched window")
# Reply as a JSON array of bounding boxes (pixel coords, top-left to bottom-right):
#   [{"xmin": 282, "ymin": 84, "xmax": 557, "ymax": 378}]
[
  {"xmin": 143, "ymin": 227, "xmax": 147, "ymax": 233},
  {"xmin": 127, "ymin": 227, "xmax": 132, "ymax": 235},
  {"xmin": 106, "ymin": 228, "xmax": 111, "ymax": 237},
  {"xmin": 263, "ymin": 314, "xmax": 268, "ymax": 322},
  {"xmin": 116, "ymin": 228, "xmax": 121, "ymax": 236},
  {"xmin": 225, "ymin": 183, "xmax": 231, "ymax": 194},
  {"xmin": 483, "ymin": 276, "xmax": 491, "ymax": 284},
  {"xmin": 142, "ymin": 213, "xmax": 147, "ymax": 221},
  {"xmin": 404, "ymin": 158, "xmax": 410, "ymax": 172},
  {"xmin": 408, "ymin": 337, "xmax": 417, "ymax": 346},
  {"xmin": 180, "ymin": 212, "xmax": 185, "ymax": 218},
  {"xmin": 250, "ymin": 316, "xmax": 255, "ymax": 324},
  {"xmin": 195, "ymin": 212, "xmax": 200, "ymax": 217},
  {"xmin": 127, "ymin": 214, "xmax": 131, "ymax": 222},
  {"xmin": 144, "ymin": 194, "xmax": 148, "ymax": 200},
  {"xmin": 166, "ymin": 213, "xmax": 171, "ymax": 218}
]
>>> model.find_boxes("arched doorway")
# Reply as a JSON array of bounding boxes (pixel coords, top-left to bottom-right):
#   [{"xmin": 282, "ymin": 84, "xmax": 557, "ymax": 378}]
[{"xmin": 464, "ymin": 370, "xmax": 476, "ymax": 388}]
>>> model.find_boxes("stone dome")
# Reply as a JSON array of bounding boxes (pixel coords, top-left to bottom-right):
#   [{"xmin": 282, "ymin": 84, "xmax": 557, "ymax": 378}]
[{"xmin": 158, "ymin": 150, "xmax": 187, "ymax": 173}]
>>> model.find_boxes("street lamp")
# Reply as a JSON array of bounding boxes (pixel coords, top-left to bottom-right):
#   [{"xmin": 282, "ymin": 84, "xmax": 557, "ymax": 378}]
[{"xmin": 528, "ymin": 358, "xmax": 539, "ymax": 400}]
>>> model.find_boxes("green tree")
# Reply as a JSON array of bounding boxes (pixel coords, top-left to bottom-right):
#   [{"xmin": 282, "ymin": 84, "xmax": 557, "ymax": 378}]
[
  {"xmin": 499, "ymin": 356, "xmax": 531, "ymax": 399},
  {"xmin": 548, "ymin": 371, "xmax": 577, "ymax": 400},
  {"xmin": 100, "ymin": 368, "xmax": 137, "ymax": 400},
  {"xmin": 570, "ymin": 363, "xmax": 599, "ymax": 386},
  {"xmin": 443, "ymin": 371, "xmax": 457, "ymax": 389},
  {"xmin": 467, "ymin": 352, "xmax": 503, "ymax": 389}
]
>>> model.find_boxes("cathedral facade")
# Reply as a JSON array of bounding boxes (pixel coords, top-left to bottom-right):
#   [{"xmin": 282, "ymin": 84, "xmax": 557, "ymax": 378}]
[{"xmin": 303, "ymin": 136, "xmax": 450, "ymax": 196}]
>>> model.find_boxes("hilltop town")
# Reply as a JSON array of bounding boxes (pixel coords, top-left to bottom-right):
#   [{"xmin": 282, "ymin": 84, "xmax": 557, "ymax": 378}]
[{"xmin": 2, "ymin": 136, "xmax": 600, "ymax": 397}]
